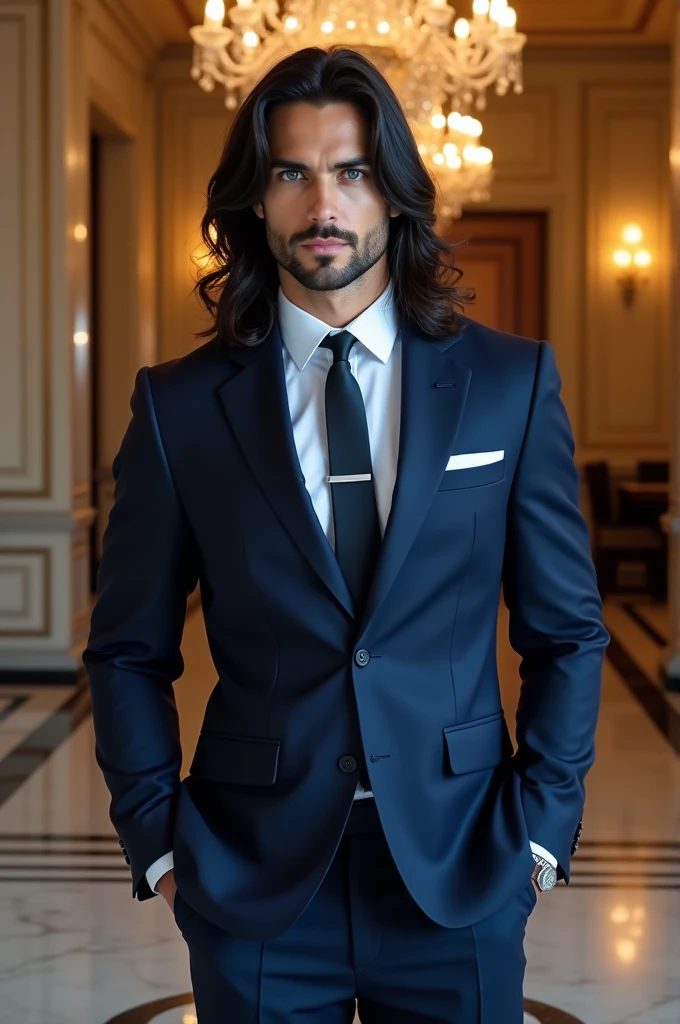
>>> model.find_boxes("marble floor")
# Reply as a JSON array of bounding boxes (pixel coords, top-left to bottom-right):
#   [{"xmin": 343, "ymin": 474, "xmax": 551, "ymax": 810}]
[{"xmin": 0, "ymin": 598, "xmax": 678, "ymax": 1024}]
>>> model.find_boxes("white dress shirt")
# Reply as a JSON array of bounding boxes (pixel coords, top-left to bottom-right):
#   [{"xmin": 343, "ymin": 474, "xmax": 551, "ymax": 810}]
[{"xmin": 145, "ymin": 281, "xmax": 556, "ymax": 894}]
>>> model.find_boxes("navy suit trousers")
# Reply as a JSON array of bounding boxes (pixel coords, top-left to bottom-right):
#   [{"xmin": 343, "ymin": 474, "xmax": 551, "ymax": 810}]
[{"xmin": 172, "ymin": 798, "xmax": 538, "ymax": 1023}]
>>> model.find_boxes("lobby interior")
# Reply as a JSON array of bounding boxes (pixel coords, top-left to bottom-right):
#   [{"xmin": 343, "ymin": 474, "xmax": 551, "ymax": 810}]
[{"xmin": 0, "ymin": 1, "xmax": 679, "ymax": 1022}]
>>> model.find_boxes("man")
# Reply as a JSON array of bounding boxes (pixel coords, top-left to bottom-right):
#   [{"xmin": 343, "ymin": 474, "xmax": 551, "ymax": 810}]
[{"xmin": 84, "ymin": 45, "xmax": 609, "ymax": 1023}]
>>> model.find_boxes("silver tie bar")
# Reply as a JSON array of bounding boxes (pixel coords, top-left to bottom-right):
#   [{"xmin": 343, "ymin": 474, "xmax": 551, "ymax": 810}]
[{"xmin": 327, "ymin": 473, "xmax": 372, "ymax": 483}]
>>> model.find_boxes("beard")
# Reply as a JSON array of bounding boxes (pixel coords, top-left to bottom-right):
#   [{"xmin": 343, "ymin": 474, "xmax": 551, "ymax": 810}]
[{"xmin": 264, "ymin": 218, "xmax": 390, "ymax": 292}]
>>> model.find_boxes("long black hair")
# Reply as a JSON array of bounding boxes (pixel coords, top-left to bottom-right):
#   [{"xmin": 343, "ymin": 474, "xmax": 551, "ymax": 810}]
[{"xmin": 194, "ymin": 45, "xmax": 474, "ymax": 347}]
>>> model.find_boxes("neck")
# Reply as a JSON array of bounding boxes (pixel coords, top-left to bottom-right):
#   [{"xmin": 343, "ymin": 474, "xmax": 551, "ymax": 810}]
[{"xmin": 279, "ymin": 260, "xmax": 390, "ymax": 328}]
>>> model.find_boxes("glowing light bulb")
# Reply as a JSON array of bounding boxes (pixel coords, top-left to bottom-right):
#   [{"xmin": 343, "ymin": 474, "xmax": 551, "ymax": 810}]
[
  {"xmin": 473, "ymin": 0, "xmax": 490, "ymax": 14},
  {"xmin": 622, "ymin": 223, "xmax": 643, "ymax": 245},
  {"xmin": 447, "ymin": 111, "xmax": 463, "ymax": 129},
  {"xmin": 431, "ymin": 113, "xmax": 446, "ymax": 129},
  {"xmin": 377, "ymin": 20, "xmax": 390, "ymax": 33},
  {"xmin": 613, "ymin": 250, "xmax": 633, "ymax": 268},
  {"xmin": 320, "ymin": 20, "xmax": 334, "ymax": 32},
  {"xmin": 242, "ymin": 29, "xmax": 259, "ymax": 46},
  {"xmin": 454, "ymin": 18, "xmax": 470, "ymax": 38},
  {"xmin": 433, "ymin": 152, "xmax": 445, "ymax": 165},
  {"xmin": 489, "ymin": 0, "xmax": 507, "ymax": 23},
  {"xmin": 74, "ymin": 331, "xmax": 89, "ymax": 346},
  {"xmin": 204, "ymin": 0, "xmax": 225, "ymax": 25},
  {"xmin": 346, "ymin": 19, "xmax": 356, "ymax": 29},
  {"xmin": 634, "ymin": 250, "xmax": 651, "ymax": 267},
  {"xmin": 284, "ymin": 16, "xmax": 298, "ymax": 29},
  {"xmin": 477, "ymin": 146, "xmax": 493, "ymax": 163},
  {"xmin": 73, "ymin": 223, "xmax": 88, "ymax": 241},
  {"xmin": 498, "ymin": 7, "xmax": 516, "ymax": 29}
]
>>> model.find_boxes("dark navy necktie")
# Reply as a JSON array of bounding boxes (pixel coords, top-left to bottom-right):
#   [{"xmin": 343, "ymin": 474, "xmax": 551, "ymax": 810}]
[
  {"xmin": 320, "ymin": 330, "xmax": 381, "ymax": 615},
  {"xmin": 320, "ymin": 330, "xmax": 380, "ymax": 793}
]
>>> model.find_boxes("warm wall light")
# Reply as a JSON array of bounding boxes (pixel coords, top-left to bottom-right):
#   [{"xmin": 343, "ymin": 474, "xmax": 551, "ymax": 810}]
[{"xmin": 612, "ymin": 223, "xmax": 652, "ymax": 306}]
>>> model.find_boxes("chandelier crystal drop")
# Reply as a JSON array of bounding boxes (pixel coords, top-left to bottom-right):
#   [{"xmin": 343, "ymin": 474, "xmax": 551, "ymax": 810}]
[
  {"xmin": 190, "ymin": 0, "xmax": 527, "ymax": 117},
  {"xmin": 414, "ymin": 109, "xmax": 493, "ymax": 218}
]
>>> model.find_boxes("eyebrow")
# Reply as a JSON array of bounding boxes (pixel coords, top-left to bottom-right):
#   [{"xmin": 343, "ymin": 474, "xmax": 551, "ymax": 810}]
[{"xmin": 270, "ymin": 155, "xmax": 371, "ymax": 171}]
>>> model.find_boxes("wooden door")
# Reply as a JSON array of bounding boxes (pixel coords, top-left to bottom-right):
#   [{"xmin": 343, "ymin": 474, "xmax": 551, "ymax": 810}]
[{"xmin": 441, "ymin": 212, "xmax": 548, "ymax": 341}]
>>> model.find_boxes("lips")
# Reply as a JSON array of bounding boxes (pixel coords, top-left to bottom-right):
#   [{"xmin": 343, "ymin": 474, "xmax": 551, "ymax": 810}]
[{"xmin": 300, "ymin": 241, "xmax": 347, "ymax": 253}]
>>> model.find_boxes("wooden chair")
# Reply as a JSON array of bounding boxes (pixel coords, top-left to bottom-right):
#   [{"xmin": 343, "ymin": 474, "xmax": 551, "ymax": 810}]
[{"xmin": 583, "ymin": 461, "xmax": 666, "ymax": 601}]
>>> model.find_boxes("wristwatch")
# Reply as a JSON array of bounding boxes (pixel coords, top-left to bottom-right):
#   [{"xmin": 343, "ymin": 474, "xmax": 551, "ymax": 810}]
[{"xmin": 531, "ymin": 853, "xmax": 558, "ymax": 892}]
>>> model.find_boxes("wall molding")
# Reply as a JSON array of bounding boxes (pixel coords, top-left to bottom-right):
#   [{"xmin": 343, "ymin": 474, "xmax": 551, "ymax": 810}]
[
  {"xmin": 0, "ymin": 4, "xmax": 50, "ymax": 498},
  {"xmin": 0, "ymin": 548, "xmax": 51, "ymax": 637},
  {"xmin": 582, "ymin": 80, "xmax": 671, "ymax": 450}
]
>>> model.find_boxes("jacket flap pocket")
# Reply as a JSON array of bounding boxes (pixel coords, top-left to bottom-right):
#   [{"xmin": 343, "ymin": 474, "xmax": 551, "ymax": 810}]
[
  {"xmin": 190, "ymin": 732, "xmax": 281, "ymax": 785},
  {"xmin": 437, "ymin": 459, "xmax": 506, "ymax": 491},
  {"xmin": 443, "ymin": 711, "xmax": 513, "ymax": 774}
]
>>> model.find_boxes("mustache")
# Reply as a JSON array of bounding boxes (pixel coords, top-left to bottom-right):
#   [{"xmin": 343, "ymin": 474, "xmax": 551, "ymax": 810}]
[{"xmin": 291, "ymin": 226, "xmax": 358, "ymax": 247}]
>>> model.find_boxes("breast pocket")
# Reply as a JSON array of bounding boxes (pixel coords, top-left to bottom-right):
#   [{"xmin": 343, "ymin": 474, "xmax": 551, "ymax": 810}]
[{"xmin": 437, "ymin": 457, "xmax": 506, "ymax": 492}]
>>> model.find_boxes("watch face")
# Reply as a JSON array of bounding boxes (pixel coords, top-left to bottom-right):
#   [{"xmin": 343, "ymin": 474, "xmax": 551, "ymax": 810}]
[{"xmin": 538, "ymin": 864, "xmax": 558, "ymax": 891}]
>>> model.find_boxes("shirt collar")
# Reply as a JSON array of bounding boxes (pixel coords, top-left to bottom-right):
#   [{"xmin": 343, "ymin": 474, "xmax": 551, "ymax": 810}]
[{"xmin": 277, "ymin": 280, "xmax": 399, "ymax": 371}]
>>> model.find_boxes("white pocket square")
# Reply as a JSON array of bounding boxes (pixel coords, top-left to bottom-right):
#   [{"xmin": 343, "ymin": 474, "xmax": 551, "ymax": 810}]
[{"xmin": 445, "ymin": 450, "xmax": 504, "ymax": 471}]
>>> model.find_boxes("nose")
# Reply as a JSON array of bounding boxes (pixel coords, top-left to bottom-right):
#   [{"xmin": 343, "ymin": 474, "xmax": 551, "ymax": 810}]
[{"xmin": 308, "ymin": 177, "xmax": 338, "ymax": 224}]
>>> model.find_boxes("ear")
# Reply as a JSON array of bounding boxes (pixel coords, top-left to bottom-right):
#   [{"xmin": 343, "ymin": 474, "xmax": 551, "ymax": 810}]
[
  {"xmin": 253, "ymin": 201, "xmax": 264, "ymax": 220},
  {"xmin": 388, "ymin": 205, "xmax": 401, "ymax": 219}
]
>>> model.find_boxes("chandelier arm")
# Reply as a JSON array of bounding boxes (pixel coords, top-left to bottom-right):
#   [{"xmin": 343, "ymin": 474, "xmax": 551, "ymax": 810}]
[{"xmin": 206, "ymin": 35, "xmax": 293, "ymax": 84}]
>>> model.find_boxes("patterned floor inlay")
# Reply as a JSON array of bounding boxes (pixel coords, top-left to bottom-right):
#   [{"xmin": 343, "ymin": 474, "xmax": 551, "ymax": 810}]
[
  {"xmin": 0, "ymin": 679, "xmax": 91, "ymax": 807},
  {"xmin": 103, "ymin": 995, "xmax": 584, "ymax": 1024}
]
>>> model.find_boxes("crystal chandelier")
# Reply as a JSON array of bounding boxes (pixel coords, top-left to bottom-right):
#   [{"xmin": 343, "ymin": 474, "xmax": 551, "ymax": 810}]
[
  {"xmin": 414, "ymin": 110, "xmax": 493, "ymax": 218},
  {"xmin": 190, "ymin": 0, "xmax": 527, "ymax": 118}
]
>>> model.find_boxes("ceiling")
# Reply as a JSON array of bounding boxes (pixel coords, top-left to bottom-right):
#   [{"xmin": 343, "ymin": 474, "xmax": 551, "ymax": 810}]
[{"xmin": 167, "ymin": 0, "xmax": 674, "ymax": 44}]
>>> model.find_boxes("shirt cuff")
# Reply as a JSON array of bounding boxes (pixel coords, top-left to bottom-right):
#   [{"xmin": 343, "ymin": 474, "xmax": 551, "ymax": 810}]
[
  {"xmin": 146, "ymin": 851, "xmax": 174, "ymax": 894},
  {"xmin": 530, "ymin": 841, "xmax": 558, "ymax": 869}
]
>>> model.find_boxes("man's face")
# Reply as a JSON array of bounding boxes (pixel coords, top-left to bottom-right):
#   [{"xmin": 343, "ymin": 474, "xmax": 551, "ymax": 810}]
[{"xmin": 253, "ymin": 101, "xmax": 400, "ymax": 292}]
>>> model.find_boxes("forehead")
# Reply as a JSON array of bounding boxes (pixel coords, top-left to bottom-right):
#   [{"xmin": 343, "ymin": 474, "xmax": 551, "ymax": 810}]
[{"xmin": 267, "ymin": 101, "xmax": 369, "ymax": 159}]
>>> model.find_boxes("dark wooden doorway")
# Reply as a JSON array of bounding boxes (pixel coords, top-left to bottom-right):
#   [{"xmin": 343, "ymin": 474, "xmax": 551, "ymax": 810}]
[{"xmin": 440, "ymin": 211, "xmax": 548, "ymax": 341}]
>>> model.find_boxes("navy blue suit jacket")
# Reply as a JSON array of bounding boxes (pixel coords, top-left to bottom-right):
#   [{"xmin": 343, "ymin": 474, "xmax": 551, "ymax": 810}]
[{"xmin": 83, "ymin": 314, "xmax": 609, "ymax": 940}]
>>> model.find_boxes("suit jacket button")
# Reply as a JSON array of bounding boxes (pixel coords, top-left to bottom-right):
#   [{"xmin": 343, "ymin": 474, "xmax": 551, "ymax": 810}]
[
  {"xmin": 339, "ymin": 755, "xmax": 358, "ymax": 773},
  {"xmin": 354, "ymin": 649, "xmax": 370, "ymax": 667}
]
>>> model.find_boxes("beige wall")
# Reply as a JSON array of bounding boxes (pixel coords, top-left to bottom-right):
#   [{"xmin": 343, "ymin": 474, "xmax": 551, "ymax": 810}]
[
  {"xmin": 0, "ymin": 0, "xmax": 158, "ymax": 675},
  {"xmin": 155, "ymin": 44, "xmax": 673, "ymax": 473},
  {"xmin": 479, "ymin": 46, "xmax": 672, "ymax": 469}
]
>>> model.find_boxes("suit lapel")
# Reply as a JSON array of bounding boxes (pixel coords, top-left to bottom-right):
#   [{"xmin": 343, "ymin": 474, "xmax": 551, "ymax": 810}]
[
  {"xmin": 217, "ymin": 321, "xmax": 356, "ymax": 619},
  {"xmin": 216, "ymin": 317, "xmax": 472, "ymax": 631},
  {"xmin": 357, "ymin": 320, "xmax": 472, "ymax": 634}
]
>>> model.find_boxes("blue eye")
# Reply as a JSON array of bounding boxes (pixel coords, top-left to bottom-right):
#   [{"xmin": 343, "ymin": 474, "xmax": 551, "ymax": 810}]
[
  {"xmin": 345, "ymin": 169, "xmax": 364, "ymax": 180},
  {"xmin": 281, "ymin": 170, "xmax": 301, "ymax": 181}
]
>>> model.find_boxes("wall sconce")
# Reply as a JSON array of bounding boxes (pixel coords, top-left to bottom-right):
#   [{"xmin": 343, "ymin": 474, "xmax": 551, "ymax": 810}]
[{"xmin": 612, "ymin": 223, "xmax": 652, "ymax": 306}]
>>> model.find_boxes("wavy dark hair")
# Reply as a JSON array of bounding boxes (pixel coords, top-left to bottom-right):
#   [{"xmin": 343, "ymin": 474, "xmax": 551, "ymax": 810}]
[{"xmin": 194, "ymin": 45, "xmax": 474, "ymax": 347}]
